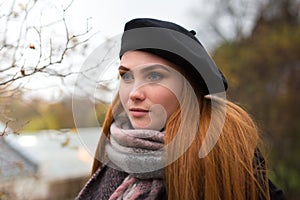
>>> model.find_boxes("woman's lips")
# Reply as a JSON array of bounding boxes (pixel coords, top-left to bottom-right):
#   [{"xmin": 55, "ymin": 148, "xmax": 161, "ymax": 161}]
[{"xmin": 129, "ymin": 108, "xmax": 149, "ymax": 117}]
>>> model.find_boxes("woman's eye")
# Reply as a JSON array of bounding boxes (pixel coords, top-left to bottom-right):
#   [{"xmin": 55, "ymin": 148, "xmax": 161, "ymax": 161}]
[
  {"xmin": 147, "ymin": 72, "xmax": 163, "ymax": 81},
  {"xmin": 120, "ymin": 72, "xmax": 133, "ymax": 81}
]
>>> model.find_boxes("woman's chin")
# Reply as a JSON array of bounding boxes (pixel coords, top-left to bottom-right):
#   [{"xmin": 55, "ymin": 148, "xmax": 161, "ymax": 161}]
[{"xmin": 131, "ymin": 121, "xmax": 164, "ymax": 131}]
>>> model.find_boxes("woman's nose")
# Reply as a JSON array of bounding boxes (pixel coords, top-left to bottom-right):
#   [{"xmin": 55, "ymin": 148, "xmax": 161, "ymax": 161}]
[{"xmin": 129, "ymin": 86, "xmax": 146, "ymax": 102}]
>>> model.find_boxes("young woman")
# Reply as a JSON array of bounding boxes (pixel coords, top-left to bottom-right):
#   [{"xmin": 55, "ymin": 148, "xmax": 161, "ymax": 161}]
[{"xmin": 76, "ymin": 18, "xmax": 285, "ymax": 200}]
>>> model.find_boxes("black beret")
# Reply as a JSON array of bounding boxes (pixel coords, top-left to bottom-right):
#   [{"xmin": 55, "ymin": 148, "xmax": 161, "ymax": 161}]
[{"xmin": 120, "ymin": 18, "xmax": 228, "ymax": 95}]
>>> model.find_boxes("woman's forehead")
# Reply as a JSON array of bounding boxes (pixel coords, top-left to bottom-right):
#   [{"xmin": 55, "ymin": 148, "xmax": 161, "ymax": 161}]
[{"xmin": 120, "ymin": 50, "xmax": 179, "ymax": 70}]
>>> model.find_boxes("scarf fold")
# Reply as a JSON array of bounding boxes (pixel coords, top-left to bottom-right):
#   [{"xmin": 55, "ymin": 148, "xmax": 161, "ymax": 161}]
[{"xmin": 106, "ymin": 122, "xmax": 166, "ymax": 200}]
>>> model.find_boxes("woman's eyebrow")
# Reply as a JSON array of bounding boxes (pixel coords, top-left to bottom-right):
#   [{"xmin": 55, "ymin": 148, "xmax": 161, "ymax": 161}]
[
  {"xmin": 118, "ymin": 66, "xmax": 130, "ymax": 71},
  {"xmin": 118, "ymin": 64, "xmax": 171, "ymax": 73},
  {"xmin": 140, "ymin": 64, "xmax": 171, "ymax": 73}
]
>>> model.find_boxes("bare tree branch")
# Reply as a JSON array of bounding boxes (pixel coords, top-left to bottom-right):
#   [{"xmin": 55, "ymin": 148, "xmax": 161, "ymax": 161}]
[
  {"xmin": 0, "ymin": 0, "xmax": 92, "ymax": 89},
  {"xmin": 0, "ymin": 0, "xmax": 94, "ymax": 134}
]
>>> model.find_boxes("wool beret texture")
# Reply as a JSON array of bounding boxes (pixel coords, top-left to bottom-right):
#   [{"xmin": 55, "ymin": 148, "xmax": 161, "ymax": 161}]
[{"xmin": 120, "ymin": 18, "xmax": 228, "ymax": 95}]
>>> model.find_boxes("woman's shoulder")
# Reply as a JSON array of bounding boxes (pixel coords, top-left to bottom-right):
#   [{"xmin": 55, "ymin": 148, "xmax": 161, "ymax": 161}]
[
  {"xmin": 269, "ymin": 179, "xmax": 286, "ymax": 200},
  {"xmin": 75, "ymin": 165, "xmax": 107, "ymax": 200},
  {"xmin": 254, "ymin": 148, "xmax": 286, "ymax": 200},
  {"xmin": 75, "ymin": 165, "xmax": 128, "ymax": 200}
]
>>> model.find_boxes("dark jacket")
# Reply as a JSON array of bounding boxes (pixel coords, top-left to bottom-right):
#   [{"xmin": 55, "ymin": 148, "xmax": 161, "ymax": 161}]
[{"xmin": 75, "ymin": 164, "xmax": 285, "ymax": 200}]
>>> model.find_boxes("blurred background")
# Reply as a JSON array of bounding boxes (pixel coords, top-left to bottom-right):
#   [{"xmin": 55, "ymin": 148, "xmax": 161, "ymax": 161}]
[{"xmin": 0, "ymin": 0, "xmax": 299, "ymax": 199}]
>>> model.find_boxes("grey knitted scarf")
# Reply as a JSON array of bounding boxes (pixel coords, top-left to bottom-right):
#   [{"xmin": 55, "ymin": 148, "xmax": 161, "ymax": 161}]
[{"xmin": 105, "ymin": 122, "xmax": 166, "ymax": 200}]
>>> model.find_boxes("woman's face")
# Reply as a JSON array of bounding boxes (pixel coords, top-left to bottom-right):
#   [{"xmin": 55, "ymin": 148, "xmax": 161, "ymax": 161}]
[{"xmin": 118, "ymin": 50, "xmax": 184, "ymax": 130}]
